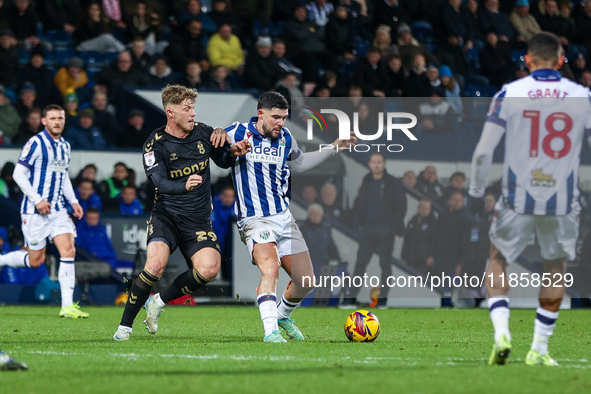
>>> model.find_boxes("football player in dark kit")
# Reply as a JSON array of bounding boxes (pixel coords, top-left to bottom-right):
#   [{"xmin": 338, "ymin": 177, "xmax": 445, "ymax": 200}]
[{"xmin": 113, "ymin": 85, "xmax": 250, "ymax": 340}]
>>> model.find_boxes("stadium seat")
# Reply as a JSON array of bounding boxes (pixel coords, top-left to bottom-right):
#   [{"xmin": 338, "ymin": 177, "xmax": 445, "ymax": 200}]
[
  {"xmin": 339, "ymin": 59, "xmax": 357, "ymax": 80},
  {"xmin": 54, "ymin": 48, "xmax": 76, "ymax": 66},
  {"xmin": 488, "ymin": 85, "xmax": 500, "ymax": 97},
  {"xmin": 424, "ymin": 43, "xmax": 437, "ymax": 53},
  {"xmin": 85, "ymin": 67, "xmax": 102, "ymax": 81},
  {"xmin": 79, "ymin": 51, "xmax": 103, "ymax": 67},
  {"xmin": 466, "ymin": 99, "xmax": 490, "ymax": 119},
  {"xmin": 511, "ymin": 49, "xmax": 527, "ymax": 65},
  {"xmin": 467, "ymin": 48, "xmax": 481, "ymax": 74},
  {"xmin": 354, "ymin": 37, "xmax": 370, "ymax": 58},
  {"xmin": 411, "ymin": 21, "xmax": 434, "ymax": 44},
  {"xmin": 465, "ymin": 74, "xmax": 489, "ymax": 89},
  {"xmin": 384, "ymin": 101, "xmax": 405, "ymax": 112},
  {"xmin": 46, "ymin": 29, "xmax": 73, "ymax": 49},
  {"xmin": 464, "ymin": 84, "xmax": 487, "ymax": 97},
  {"xmin": 18, "ymin": 47, "xmax": 29, "ymax": 65},
  {"xmin": 252, "ymin": 20, "xmax": 284, "ymax": 39},
  {"xmin": 103, "ymin": 51, "xmax": 119, "ymax": 65},
  {"xmin": 270, "ymin": 21, "xmax": 284, "ymax": 38}
]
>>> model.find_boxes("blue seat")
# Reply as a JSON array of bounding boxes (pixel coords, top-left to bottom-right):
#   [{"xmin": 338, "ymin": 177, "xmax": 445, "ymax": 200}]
[
  {"xmin": 467, "ymin": 99, "xmax": 490, "ymax": 119},
  {"xmin": 467, "ymin": 47, "xmax": 481, "ymax": 74},
  {"xmin": 464, "ymin": 84, "xmax": 487, "ymax": 97},
  {"xmin": 85, "ymin": 66, "xmax": 103, "ymax": 81},
  {"xmin": 253, "ymin": 20, "xmax": 284, "ymax": 39},
  {"xmin": 339, "ymin": 59, "xmax": 357, "ymax": 79},
  {"xmin": 511, "ymin": 49, "xmax": 527, "ymax": 65},
  {"xmin": 384, "ymin": 101, "xmax": 405, "ymax": 112},
  {"xmin": 54, "ymin": 48, "xmax": 76, "ymax": 66},
  {"xmin": 424, "ymin": 43, "xmax": 437, "ymax": 53},
  {"xmin": 412, "ymin": 21, "xmax": 434, "ymax": 44},
  {"xmin": 18, "ymin": 47, "xmax": 29, "ymax": 64},
  {"xmin": 253, "ymin": 20, "xmax": 271, "ymax": 37},
  {"xmin": 103, "ymin": 51, "xmax": 119, "ymax": 65},
  {"xmin": 270, "ymin": 21, "xmax": 284, "ymax": 38},
  {"xmin": 79, "ymin": 51, "xmax": 103, "ymax": 67},
  {"xmin": 46, "ymin": 29, "xmax": 73, "ymax": 49},
  {"xmin": 354, "ymin": 37, "xmax": 370, "ymax": 58},
  {"xmin": 488, "ymin": 85, "xmax": 500, "ymax": 97}
]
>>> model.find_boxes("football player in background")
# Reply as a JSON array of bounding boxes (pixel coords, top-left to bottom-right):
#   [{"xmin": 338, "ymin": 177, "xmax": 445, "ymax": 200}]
[
  {"xmin": 0, "ymin": 105, "xmax": 87, "ymax": 319},
  {"xmin": 469, "ymin": 32, "xmax": 591, "ymax": 366},
  {"xmin": 113, "ymin": 85, "xmax": 250, "ymax": 340},
  {"xmin": 226, "ymin": 92, "xmax": 355, "ymax": 342}
]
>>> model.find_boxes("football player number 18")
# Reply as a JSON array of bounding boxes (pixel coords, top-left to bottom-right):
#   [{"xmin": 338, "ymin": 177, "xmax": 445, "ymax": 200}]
[{"xmin": 523, "ymin": 111, "xmax": 572, "ymax": 159}]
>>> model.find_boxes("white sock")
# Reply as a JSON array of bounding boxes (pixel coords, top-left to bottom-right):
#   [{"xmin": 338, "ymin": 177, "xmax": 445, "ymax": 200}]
[
  {"xmin": 0, "ymin": 250, "xmax": 29, "ymax": 268},
  {"xmin": 117, "ymin": 325, "xmax": 132, "ymax": 332},
  {"xmin": 488, "ymin": 296, "xmax": 511, "ymax": 341},
  {"xmin": 58, "ymin": 258, "xmax": 76, "ymax": 307},
  {"xmin": 531, "ymin": 307, "xmax": 559, "ymax": 355},
  {"xmin": 277, "ymin": 295, "xmax": 300, "ymax": 320},
  {"xmin": 257, "ymin": 293, "xmax": 278, "ymax": 336},
  {"xmin": 154, "ymin": 293, "xmax": 166, "ymax": 307}
]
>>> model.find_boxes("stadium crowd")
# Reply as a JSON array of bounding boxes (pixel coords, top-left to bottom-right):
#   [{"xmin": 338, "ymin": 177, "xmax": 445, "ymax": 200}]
[{"xmin": 3, "ymin": 0, "xmax": 591, "ymax": 146}]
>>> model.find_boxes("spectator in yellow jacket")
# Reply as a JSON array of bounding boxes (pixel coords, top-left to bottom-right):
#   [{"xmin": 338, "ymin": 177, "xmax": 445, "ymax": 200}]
[
  {"xmin": 206, "ymin": 24, "xmax": 244, "ymax": 71},
  {"xmin": 53, "ymin": 57, "xmax": 89, "ymax": 97}
]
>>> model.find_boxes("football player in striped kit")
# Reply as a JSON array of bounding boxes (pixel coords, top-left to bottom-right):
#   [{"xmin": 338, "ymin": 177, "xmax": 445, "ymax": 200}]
[
  {"xmin": 0, "ymin": 105, "xmax": 87, "ymax": 318},
  {"xmin": 226, "ymin": 92, "xmax": 355, "ymax": 342},
  {"xmin": 469, "ymin": 32, "xmax": 591, "ymax": 366}
]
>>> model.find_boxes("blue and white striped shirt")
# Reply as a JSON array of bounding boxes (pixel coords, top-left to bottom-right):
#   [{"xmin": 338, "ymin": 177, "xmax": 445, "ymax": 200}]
[
  {"xmin": 226, "ymin": 117, "xmax": 302, "ymax": 219},
  {"xmin": 482, "ymin": 69, "xmax": 591, "ymax": 215},
  {"xmin": 17, "ymin": 129, "xmax": 72, "ymax": 214}
]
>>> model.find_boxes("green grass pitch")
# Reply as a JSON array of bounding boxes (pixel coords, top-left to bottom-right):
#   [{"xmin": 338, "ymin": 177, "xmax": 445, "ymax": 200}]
[{"xmin": 1, "ymin": 306, "xmax": 590, "ymax": 393}]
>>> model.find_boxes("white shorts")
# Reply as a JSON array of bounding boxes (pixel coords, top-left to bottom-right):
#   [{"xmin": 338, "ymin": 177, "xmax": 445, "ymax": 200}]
[
  {"xmin": 489, "ymin": 202, "xmax": 579, "ymax": 263},
  {"xmin": 21, "ymin": 210, "xmax": 77, "ymax": 251},
  {"xmin": 237, "ymin": 209, "xmax": 308, "ymax": 260}
]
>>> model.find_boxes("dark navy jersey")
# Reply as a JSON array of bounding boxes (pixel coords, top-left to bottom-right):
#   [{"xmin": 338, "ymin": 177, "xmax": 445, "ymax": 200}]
[{"xmin": 143, "ymin": 123, "xmax": 234, "ymax": 217}]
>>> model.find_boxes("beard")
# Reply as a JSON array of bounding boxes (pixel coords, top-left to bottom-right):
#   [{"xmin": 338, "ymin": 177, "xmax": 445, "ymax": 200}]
[
  {"xmin": 47, "ymin": 126, "xmax": 63, "ymax": 138},
  {"xmin": 261, "ymin": 119, "xmax": 280, "ymax": 140}
]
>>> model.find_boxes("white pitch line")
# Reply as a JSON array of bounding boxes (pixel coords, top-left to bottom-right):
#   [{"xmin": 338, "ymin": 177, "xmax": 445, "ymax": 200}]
[{"xmin": 22, "ymin": 351, "xmax": 591, "ymax": 368}]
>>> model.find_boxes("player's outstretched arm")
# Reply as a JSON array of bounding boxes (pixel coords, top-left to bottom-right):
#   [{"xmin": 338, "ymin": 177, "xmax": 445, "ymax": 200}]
[
  {"xmin": 210, "ymin": 127, "xmax": 231, "ymax": 148},
  {"xmin": 331, "ymin": 132, "xmax": 358, "ymax": 151},
  {"xmin": 210, "ymin": 139, "xmax": 251, "ymax": 169},
  {"xmin": 230, "ymin": 140, "xmax": 251, "ymax": 157},
  {"xmin": 289, "ymin": 132, "xmax": 356, "ymax": 172}
]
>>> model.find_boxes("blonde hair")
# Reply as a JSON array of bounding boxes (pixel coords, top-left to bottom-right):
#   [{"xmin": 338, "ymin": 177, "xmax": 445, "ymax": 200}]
[
  {"xmin": 372, "ymin": 24, "xmax": 392, "ymax": 50},
  {"xmin": 161, "ymin": 85, "xmax": 198, "ymax": 109}
]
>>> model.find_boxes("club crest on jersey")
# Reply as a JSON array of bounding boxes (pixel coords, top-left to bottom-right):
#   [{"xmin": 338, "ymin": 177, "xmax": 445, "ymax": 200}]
[
  {"xmin": 144, "ymin": 151, "xmax": 155, "ymax": 167},
  {"xmin": 259, "ymin": 230, "xmax": 270, "ymax": 240},
  {"xmin": 279, "ymin": 136, "xmax": 286, "ymax": 146},
  {"xmin": 251, "ymin": 143, "xmax": 284, "ymax": 164},
  {"xmin": 531, "ymin": 169, "xmax": 555, "ymax": 187},
  {"xmin": 197, "ymin": 141, "xmax": 205, "ymax": 154},
  {"xmin": 170, "ymin": 153, "xmax": 178, "ymax": 160}
]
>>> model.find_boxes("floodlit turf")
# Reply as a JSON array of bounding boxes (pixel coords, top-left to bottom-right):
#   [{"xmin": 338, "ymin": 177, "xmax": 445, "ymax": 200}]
[{"xmin": 1, "ymin": 305, "xmax": 590, "ymax": 393}]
